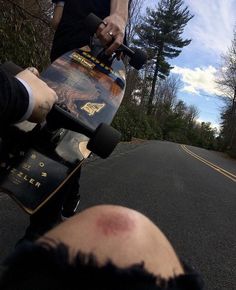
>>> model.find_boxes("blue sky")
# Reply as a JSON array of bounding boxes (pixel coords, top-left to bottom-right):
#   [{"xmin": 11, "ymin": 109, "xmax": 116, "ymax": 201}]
[{"xmin": 144, "ymin": 0, "xmax": 236, "ymax": 130}]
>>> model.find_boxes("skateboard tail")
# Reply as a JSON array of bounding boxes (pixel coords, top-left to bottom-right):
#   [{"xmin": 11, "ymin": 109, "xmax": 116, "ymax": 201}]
[{"xmin": 0, "ymin": 148, "xmax": 84, "ymax": 214}]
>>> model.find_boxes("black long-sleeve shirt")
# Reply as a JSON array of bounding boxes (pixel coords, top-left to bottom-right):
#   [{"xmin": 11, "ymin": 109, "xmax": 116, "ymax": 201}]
[
  {"xmin": 51, "ymin": 0, "xmax": 114, "ymax": 61},
  {"xmin": 0, "ymin": 67, "xmax": 29, "ymax": 126}
]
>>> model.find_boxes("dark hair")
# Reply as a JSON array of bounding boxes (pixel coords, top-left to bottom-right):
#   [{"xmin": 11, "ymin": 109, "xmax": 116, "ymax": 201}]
[{"xmin": 0, "ymin": 241, "xmax": 204, "ymax": 290}]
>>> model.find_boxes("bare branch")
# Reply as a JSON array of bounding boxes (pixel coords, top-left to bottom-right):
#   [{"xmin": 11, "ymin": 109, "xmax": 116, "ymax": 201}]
[{"xmin": 6, "ymin": 0, "xmax": 51, "ymax": 25}]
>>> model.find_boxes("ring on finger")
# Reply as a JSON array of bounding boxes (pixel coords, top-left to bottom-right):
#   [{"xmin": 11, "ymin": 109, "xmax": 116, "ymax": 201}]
[{"xmin": 108, "ymin": 31, "xmax": 113, "ymax": 37}]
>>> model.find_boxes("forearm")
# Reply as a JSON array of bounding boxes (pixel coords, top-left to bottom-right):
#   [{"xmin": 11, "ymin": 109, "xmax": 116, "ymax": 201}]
[
  {"xmin": 51, "ymin": 1, "xmax": 64, "ymax": 30},
  {"xmin": 110, "ymin": 0, "xmax": 129, "ymax": 24}
]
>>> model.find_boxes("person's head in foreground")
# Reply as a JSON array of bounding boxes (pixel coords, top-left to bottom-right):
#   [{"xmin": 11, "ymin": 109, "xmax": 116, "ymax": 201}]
[{"xmin": 0, "ymin": 205, "xmax": 203, "ymax": 289}]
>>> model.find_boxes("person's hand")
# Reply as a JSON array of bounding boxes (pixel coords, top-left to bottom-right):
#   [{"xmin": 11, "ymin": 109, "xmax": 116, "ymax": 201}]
[
  {"xmin": 96, "ymin": 14, "xmax": 126, "ymax": 56},
  {"xmin": 16, "ymin": 68, "xmax": 58, "ymax": 123}
]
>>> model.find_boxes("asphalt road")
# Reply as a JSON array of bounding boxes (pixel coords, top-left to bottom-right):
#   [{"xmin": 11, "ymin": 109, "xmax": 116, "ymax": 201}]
[{"xmin": 0, "ymin": 141, "xmax": 236, "ymax": 289}]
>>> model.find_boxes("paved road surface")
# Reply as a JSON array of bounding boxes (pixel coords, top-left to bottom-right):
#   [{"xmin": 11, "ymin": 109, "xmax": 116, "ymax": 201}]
[{"xmin": 0, "ymin": 141, "xmax": 235, "ymax": 289}]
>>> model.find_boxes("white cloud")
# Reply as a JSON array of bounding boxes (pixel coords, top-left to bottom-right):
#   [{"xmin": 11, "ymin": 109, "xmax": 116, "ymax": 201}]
[
  {"xmin": 184, "ymin": 85, "xmax": 199, "ymax": 95},
  {"xmin": 184, "ymin": 0, "xmax": 236, "ymax": 54},
  {"xmin": 172, "ymin": 65, "xmax": 223, "ymax": 96}
]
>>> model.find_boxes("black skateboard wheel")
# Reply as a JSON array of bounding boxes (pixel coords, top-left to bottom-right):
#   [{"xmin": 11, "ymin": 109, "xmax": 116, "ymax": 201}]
[
  {"xmin": 129, "ymin": 49, "xmax": 147, "ymax": 70},
  {"xmin": 86, "ymin": 13, "xmax": 102, "ymax": 34},
  {"xmin": 87, "ymin": 123, "xmax": 121, "ymax": 158}
]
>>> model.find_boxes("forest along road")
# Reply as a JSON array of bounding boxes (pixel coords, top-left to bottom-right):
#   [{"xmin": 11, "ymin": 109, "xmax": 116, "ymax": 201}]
[{"xmin": 0, "ymin": 140, "xmax": 235, "ymax": 290}]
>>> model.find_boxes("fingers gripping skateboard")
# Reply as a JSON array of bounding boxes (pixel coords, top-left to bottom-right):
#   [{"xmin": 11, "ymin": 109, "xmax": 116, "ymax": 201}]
[{"xmin": 85, "ymin": 13, "xmax": 147, "ymax": 70}]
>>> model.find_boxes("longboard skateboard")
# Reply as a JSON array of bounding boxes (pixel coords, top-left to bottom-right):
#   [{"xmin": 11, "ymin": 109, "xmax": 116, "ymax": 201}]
[{"xmin": 0, "ymin": 14, "xmax": 146, "ymax": 214}]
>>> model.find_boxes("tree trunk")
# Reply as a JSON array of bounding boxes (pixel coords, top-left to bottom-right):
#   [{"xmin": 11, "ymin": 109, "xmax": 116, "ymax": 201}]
[
  {"xmin": 140, "ymin": 64, "xmax": 149, "ymax": 109},
  {"xmin": 229, "ymin": 86, "xmax": 236, "ymax": 149},
  {"xmin": 147, "ymin": 57, "xmax": 159, "ymax": 115},
  {"xmin": 147, "ymin": 46, "xmax": 163, "ymax": 115}
]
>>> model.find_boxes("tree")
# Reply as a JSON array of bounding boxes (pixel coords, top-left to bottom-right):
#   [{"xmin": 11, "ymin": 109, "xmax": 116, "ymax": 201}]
[
  {"xmin": 217, "ymin": 30, "xmax": 236, "ymax": 100},
  {"xmin": 135, "ymin": 0, "xmax": 193, "ymax": 114},
  {"xmin": 0, "ymin": 0, "xmax": 53, "ymax": 70},
  {"xmin": 153, "ymin": 75, "xmax": 181, "ymax": 120},
  {"xmin": 217, "ymin": 29, "xmax": 236, "ymax": 155},
  {"xmin": 123, "ymin": 0, "xmax": 145, "ymax": 103},
  {"xmin": 126, "ymin": 0, "xmax": 144, "ymax": 44}
]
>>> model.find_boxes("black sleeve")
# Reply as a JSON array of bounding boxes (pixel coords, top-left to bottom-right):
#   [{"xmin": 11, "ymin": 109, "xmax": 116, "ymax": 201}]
[
  {"xmin": 0, "ymin": 67, "xmax": 29, "ymax": 125},
  {"xmin": 52, "ymin": 0, "xmax": 66, "ymax": 3}
]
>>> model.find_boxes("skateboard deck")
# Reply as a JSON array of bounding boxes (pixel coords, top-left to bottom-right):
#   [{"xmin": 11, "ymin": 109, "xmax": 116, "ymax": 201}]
[{"xmin": 0, "ymin": 46, "xmax": 126, "ymax": 214}]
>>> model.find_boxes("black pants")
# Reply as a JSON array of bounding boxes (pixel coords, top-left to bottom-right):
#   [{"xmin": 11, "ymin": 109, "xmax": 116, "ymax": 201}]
[{"xmin": 25, "ymin": 168, "xmax": 82, "ymax": 239}]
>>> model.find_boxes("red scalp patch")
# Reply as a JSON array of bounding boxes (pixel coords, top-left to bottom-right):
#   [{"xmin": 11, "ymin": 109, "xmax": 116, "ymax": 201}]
[{"xmin": 96, "ymin": 212, "xmax": 135, "ymax": 236}]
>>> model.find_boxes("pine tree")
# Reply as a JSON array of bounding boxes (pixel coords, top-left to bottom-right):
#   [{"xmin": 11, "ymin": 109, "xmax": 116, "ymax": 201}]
[{"xmin": 135, "ymin": 0, "xmax": 193, "ymax": 114}]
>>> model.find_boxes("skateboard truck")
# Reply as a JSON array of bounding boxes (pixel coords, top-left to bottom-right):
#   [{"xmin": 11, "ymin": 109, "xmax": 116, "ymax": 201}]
[
  {"xmin": 46, "ymin": 104, "xmax": 121, "ymax": 159},
  {"xmin": 85, "ymin": 13, "xmax": 147, "ymax": 70}
]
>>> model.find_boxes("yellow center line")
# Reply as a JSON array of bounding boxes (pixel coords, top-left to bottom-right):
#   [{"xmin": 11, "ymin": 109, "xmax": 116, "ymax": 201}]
[{"xmin": 181, "ymin": 144, "xmax": 236, "ymax": 183}]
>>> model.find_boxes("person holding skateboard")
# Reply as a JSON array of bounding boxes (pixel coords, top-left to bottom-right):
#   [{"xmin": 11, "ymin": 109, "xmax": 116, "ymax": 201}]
[
  {"xmin": 51, "ymin": 0, "xmax": 131, "ymax": 217},
  {"xmin": 51, "ymin": 0, "xmax": 131, "ymax": 61},
  {"xmin": 20, "ymin": 0, "xmax": 131, "ymax": 244},
  {"xmin": 51, "ymin": 0, "xmax": 131, "ymax": 218}
]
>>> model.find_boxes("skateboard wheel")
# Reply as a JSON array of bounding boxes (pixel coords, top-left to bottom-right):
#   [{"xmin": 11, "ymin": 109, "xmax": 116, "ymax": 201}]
[
  {"xmin": 87, "ymin": 123, "xmax": 121, "ymax": 158},
  {"xmin": 129, "ymin": 49, "xmax": 147, "ymax": 70},
  {"xmin": 86, "ymin": 13, "xmax": 102, "ymax": 34}
]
